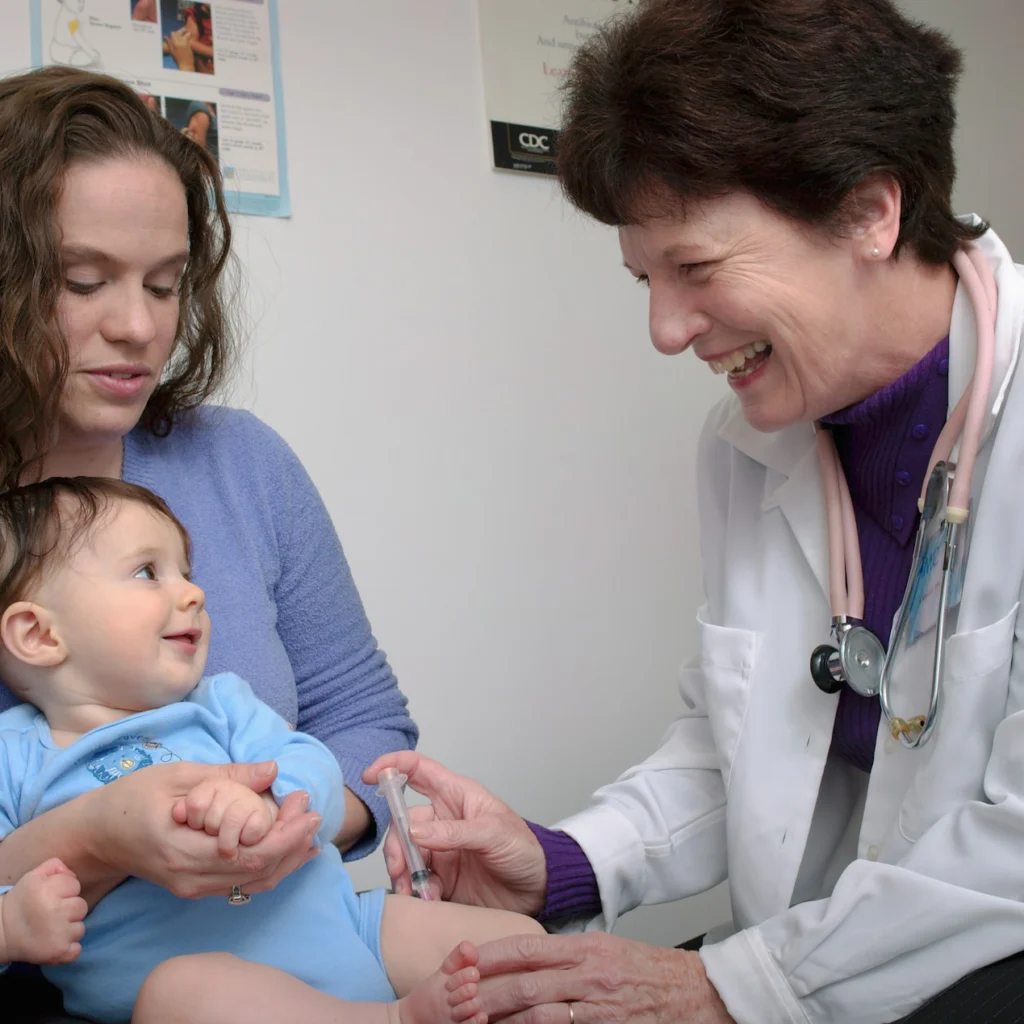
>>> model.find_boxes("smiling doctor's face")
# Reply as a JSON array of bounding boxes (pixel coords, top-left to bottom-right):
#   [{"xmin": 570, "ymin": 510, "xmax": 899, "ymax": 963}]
[{"xmin": 619, "ymin": 192, "xmax": 888, "ymax": 432}]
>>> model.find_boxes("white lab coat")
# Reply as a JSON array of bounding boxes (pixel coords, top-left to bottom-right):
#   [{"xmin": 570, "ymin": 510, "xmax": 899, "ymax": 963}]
[{"xmin": 555, "ymin": 224, "xmax": 1024, "ymax": 1023}]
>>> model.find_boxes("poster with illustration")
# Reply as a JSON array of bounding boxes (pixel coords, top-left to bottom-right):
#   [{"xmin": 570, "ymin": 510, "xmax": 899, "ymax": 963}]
[
  {"xmin": 477, "ymin": 0, "xmax": 635, "ymax": 176},
  {"xmin": 30, "ymin": 0, "xmax": 289, "ymax": 217}
]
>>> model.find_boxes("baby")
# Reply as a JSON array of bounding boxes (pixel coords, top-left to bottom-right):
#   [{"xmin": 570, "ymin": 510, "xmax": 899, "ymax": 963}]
[{"xmin": 0, "ymin": 478, "xmax": 542, "ymax": 1023}]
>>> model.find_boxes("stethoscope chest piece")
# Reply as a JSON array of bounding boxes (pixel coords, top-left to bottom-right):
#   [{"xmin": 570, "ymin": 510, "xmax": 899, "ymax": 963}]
[
  {"xmin": 810, "ymin": 620, "xmax": 885, "ymax": 697},
  {"xmin": 839, "ymin": 625, "xmax": 885, "ymax": 696}
]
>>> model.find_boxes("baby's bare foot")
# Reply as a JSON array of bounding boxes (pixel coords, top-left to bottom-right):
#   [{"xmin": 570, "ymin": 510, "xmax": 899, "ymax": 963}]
[
  {"xmin": 444, "ymin": 942, "xmax": 486, "ymax": 1023},
  {"xmin": 398, "ymin": 941, "xmax": 485, "ymax": 1024}
]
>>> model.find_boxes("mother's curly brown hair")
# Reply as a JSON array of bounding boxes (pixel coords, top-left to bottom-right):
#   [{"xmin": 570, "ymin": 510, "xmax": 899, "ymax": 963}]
[{"xmin": 0, "ymin": 66, "xmax": 237, "ymax": 488}]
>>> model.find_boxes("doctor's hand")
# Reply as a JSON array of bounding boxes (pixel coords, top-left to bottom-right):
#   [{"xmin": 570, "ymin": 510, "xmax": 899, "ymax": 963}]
[
  {"xmin": 363, "ymin": 752, "xmax": 546, "ymax": 916},
  {"xmin": 473, "ymin": 933, "xmax": 735, "ymax": 1024}
]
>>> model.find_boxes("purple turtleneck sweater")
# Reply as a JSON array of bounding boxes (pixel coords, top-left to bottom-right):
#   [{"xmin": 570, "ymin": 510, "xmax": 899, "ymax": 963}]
[
  {"xmin": 823, "ymin": 337, "xmax": 950, "ymax": 770},
  {"xmin": 528, "ymin": 338, "xmax": 951, "ymax": 923}
]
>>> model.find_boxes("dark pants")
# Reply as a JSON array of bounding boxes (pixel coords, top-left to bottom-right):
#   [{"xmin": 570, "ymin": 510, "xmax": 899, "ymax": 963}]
[
  {"xmin": 3, "ymin": 973, "xmax": 87, "ymax": 1023},
  {"xmin": 677, "ymin": 936, "xmax": 1024, "ymax": 1023},
  {"xmin": 8, "ymin": 946, "xmax": 1024, "ymax": 1023}
]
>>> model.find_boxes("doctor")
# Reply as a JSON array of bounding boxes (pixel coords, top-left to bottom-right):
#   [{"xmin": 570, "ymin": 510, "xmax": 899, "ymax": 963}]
[{"xmin": 369, "ymin": 0, "xmax": 1024, "ymax": 1021}]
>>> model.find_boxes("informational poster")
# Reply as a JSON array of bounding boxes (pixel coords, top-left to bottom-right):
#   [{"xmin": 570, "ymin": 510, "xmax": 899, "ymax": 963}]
[
  {"xmin": 477, "ymin": 0, "xmax": 635, "ymax": 176},
  {"xmin": 30, "ymin": 0, "xmax": 289, "ymax": 217}
]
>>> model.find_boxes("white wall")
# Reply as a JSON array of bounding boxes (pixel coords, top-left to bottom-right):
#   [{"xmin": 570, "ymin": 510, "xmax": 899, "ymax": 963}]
[
  {"xmin": 240, "ymin": 2, "xmax": 718, "ymax": 945},
  {"xmin": 899, "ymin": 0, "xmax": 1024, "ymax": 253},
  {"xmin": 1, "ymin": 1, "xmax": 1021, "ymax": 949}
]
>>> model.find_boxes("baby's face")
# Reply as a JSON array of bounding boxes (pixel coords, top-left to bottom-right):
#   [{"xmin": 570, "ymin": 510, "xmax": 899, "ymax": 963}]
[{"xmin": 41, "ymin": 500, "xmax": 211, "ymax": 713}]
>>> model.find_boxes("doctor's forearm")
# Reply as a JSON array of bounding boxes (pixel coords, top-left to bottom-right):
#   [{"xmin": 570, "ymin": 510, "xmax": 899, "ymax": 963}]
[
  {"xmin": 526, "ymin": 821, "xmax": 602, "ymax": 922},
  {"xmin": 703, "ymin": 850, "xmax": 1024, "ymax": 1023}
]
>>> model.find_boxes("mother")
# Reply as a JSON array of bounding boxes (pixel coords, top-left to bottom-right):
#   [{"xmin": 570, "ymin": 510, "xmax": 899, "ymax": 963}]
[
  {"xmin": 0, "ymin": 66, "xmax": 416, "ymax": 1013},
  {"xmin": 370, "ymin": 1, "xmax": 1024, "ymax": 1021}
]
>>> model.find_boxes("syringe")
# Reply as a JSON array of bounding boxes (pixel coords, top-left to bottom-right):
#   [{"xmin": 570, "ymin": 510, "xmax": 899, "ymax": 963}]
[{"xmin": 376, "ymin": 767, "xmax": 434, "ymax": 900}]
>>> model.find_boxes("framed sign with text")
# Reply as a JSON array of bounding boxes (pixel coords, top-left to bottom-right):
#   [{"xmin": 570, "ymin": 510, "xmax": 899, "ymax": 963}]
[{"xmin": 477, "ymin": 0, "xmax": 635, "ymax": 176}]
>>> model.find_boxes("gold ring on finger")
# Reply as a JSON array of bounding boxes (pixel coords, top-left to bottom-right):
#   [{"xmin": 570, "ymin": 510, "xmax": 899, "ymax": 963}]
[{"xmin": 228, "ymin": 884, "xmax": 251, "ymax": 905}]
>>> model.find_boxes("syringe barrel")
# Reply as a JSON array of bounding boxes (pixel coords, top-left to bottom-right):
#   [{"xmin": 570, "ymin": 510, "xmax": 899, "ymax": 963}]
[{"xmin": 377, "ymin": 768, "xmax": 429, "ymax": 880}]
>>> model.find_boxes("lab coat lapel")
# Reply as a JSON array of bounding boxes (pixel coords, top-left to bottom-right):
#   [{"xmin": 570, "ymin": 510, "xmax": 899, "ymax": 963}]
[
  {"xmin": 717, "ymin": 405, "xmax": 830, "ymax": 605},
  {"xmin": 763, "ymin": 446, "xmax": 830, "ymax": 606}
]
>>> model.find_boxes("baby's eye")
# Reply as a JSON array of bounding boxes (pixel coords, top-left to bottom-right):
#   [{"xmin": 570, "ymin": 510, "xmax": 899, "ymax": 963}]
[{"xmin": 134, "ymin": 564, "xmax": 157, "ymax": 581}]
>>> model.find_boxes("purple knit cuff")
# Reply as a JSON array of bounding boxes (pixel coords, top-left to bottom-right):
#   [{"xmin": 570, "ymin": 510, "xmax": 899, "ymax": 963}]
[{"xmin": 526, "ymin": 820, "xmax": 603, "ymax": 924}]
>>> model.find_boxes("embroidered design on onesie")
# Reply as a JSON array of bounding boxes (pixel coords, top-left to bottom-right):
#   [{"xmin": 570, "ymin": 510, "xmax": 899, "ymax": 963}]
[{"xmin": 86, "ymin": 737, "xmax": 180, "ymax": 784}]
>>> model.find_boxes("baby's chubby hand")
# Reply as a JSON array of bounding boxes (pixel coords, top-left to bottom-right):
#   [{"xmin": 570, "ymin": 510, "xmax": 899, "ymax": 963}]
[
  {"xmin": 173, "ymin": 779, "xmax": 285, "ymax": 857},
  {"xmin": 0, "ymin": 858, "xmax": 87, "ymax": 965}
]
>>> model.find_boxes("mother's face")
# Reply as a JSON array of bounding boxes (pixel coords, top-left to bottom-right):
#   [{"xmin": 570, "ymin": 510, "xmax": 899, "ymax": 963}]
[
  {"xmin": 619, "ymin": 192, "xmax": 881, "ymax": 432},
  {"xmin": 55, "ymin": 156, "xmax": 188, "ymax": 451}
]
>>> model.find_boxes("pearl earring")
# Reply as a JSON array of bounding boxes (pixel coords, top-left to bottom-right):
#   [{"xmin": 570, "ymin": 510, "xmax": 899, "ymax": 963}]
[{"xmin": 871, "ymin": 247, "xmax": 881, "ymax": 258}]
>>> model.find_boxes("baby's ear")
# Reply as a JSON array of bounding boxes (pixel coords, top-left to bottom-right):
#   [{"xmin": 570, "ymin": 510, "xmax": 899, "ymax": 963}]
[{"xmin": 0, "ymin": 602, "xmax": 67, "ymax": 668}]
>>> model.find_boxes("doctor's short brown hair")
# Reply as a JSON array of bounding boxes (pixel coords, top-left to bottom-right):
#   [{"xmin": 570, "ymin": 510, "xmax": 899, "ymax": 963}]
[{"xmin": 557, "ymin": 0, "xmax": 985, "ymax": 264}]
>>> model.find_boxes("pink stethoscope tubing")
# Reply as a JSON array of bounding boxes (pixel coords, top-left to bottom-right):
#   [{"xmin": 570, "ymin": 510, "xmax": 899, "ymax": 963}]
[{"xmin": 814, "ymin": 245, "xmax": 998, "ymax": 746}]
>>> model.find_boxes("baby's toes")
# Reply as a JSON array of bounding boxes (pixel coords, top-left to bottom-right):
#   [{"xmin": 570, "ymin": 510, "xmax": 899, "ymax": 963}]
[
  {"xmin": 441, "ymin": 940, "xmax": 480, "ymax": 976},
  {"xmin": 447, "ymin": 977, "xmax": 479, "ymax": 1006},
  {"xmin": 445, "ymin": 965, "xmax": 480, "ymax": 993},
  {"xmin": 450, "ymin": 994, "xmax": 485, "ymax": 1024}
]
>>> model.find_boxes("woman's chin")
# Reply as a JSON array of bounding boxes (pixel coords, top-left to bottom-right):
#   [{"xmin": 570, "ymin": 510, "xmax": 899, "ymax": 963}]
[
  {"xmin": 738, "ymin": 398, "xmax": 799, "ymax": 434},
  {"xmin": 61, "ymin": 402, "xmax": 148, "ymax": 444}
]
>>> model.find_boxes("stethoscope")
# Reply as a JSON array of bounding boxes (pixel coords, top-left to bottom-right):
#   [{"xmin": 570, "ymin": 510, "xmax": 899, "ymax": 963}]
[{"xmin": 809, "ymin": 245, "xmax": 998, "ymax": 748}]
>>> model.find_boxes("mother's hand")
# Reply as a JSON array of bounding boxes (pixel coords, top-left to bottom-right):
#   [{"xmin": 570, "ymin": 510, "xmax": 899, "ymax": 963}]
[
  {"xmin": 363, "ymin": 752, "xmax": 546, "ymax": 916},
  {"xmin": 95, "ymin": 760, "xmax": 321, "ymax": 899},
  {"xmin": 473, "ymin": 933, "xmax": 735, "ymax": 1024}
]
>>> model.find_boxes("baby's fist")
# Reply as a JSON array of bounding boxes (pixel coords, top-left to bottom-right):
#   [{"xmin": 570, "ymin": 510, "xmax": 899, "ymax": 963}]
[
  {"xmin": 173, "ymin": 779, "xmax": 278, "ymax": 856},
  {"xmin": 1, "ymin": 858, "xmax": 86, "ymax": 965}
]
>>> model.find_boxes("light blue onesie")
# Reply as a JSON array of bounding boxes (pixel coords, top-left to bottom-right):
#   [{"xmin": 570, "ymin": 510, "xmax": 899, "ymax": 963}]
[{"xmin": 0, "ymin": 674, "xmax": 395, "ymax": 1022}]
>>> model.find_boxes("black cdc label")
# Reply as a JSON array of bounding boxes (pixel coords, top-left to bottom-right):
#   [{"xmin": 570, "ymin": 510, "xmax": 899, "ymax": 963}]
[{"xmin": 490, "ymin": 121, "xmax": 558, "ymax": 176}]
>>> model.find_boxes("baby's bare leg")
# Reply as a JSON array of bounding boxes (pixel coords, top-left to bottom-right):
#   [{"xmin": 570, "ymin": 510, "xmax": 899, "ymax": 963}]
[
  {"xmin": 380, "ymin": 893, "xmax": 545, "ymax": 997},
  {"xmin": 133, "ymin": 954, "xmax": 387, "ymax": 1024},
  {"xmin": 132, "ymin": 950, "xmax": 484, "ymax": 1024}
]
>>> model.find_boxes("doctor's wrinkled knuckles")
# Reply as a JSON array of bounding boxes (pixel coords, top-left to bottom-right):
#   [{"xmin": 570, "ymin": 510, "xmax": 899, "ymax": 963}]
[{"xmin": 364, "ymin": 2, "xmax": 1024, "ymax": 1024}]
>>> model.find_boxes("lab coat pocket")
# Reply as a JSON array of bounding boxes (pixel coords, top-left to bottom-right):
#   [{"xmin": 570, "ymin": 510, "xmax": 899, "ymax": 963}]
[
  {"xmin": 898, "ymin": 602, "xmax": 1018, "ymax": 843},
  {"xmin": 696, "ymin": 606, "xmax": 763, "ymax": 793}
]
